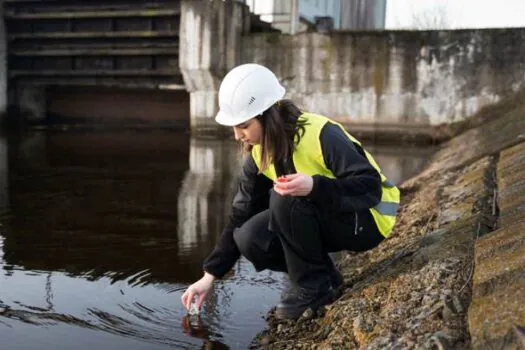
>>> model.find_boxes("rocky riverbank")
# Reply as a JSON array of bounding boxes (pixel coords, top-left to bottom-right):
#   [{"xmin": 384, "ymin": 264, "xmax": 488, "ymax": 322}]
[{"xmin": 251, "ymin": 91, "xmax": 525, "ymax": 349}]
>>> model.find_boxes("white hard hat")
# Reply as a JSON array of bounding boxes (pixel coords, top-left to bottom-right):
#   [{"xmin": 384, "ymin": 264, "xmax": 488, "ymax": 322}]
[{"xmin": 215, "ymin": 63, "xmax": 286, "ymax": 126}]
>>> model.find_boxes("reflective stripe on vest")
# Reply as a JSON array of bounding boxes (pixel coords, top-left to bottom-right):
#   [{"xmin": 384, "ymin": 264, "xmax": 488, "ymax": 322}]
[
  {"xmin": 252, "ymin": 112, "xmax": 400, "ymax": 237},
  {"xmin": 374, "ymin": 201, "xmax": 399, "ymax": 216},
  {"xmin": 383, "ymin": 179, "xmax": 396, "ymax": 188}
]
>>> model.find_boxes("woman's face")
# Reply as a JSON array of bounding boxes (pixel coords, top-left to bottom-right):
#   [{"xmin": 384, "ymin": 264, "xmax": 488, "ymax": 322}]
[{"xmin": 233, "ymin": 118, "xmax": 263, "ymax": 145}]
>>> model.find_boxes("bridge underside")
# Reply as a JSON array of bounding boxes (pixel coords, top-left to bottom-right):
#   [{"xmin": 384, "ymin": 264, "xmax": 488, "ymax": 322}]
[
  {"xmin": 5, "ymin": 0, "xmax": 184, "ymax": 88},
  {"xmin": 4, "ymin": 0, "xmax": 189, "ymax": 123}
]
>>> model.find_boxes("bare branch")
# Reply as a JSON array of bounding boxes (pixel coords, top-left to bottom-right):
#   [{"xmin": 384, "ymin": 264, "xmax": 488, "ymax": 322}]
[{"xmin": 410, "ymin": 3, "xmax": 451, "ymax": 30}]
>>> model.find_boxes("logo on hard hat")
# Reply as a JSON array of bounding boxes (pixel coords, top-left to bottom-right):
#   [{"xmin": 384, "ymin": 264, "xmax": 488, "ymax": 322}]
[{"xmin": 248, "ymin": 96, "xmax": 256, "ymax": 105}]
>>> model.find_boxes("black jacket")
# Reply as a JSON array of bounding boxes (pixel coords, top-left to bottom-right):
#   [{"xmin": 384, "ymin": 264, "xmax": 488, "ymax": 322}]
[{"xmin": 202, "ymin": 122, "xmax": 382, "ymax": 278}]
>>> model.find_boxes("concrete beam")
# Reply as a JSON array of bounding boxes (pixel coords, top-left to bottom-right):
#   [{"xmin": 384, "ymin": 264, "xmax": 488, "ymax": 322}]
[
  {"xmin": 4, "ymin": 8, "xmax": 180, "ymax": 19},
  {"xmin": 179, "ymin": 0, "xmax": 249, "ymax": 134},
  {"xmin": 0, "ymin": 0, "xmax": 7, "ymax": 121},
  {"xmin": 15, "ymin": 84, "xmax": 47, "ymax": 122}
]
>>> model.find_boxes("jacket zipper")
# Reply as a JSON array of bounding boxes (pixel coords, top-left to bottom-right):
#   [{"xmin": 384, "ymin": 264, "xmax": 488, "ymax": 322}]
[{"xmin": 354, "ymin": 212, "xmax": 359, "ymax": 235}]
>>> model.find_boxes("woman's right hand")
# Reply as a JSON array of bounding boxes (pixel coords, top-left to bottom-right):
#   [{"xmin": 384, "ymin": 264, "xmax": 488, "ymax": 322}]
[{"xmin": 181, "ymin": 272, "xmax": 215, "ymax": 312}]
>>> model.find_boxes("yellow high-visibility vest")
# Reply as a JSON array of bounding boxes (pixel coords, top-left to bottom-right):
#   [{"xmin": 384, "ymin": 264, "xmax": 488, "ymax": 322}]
[{"xmin": 252, "ymin": 112, "xmax": 400, "ymax": 237}]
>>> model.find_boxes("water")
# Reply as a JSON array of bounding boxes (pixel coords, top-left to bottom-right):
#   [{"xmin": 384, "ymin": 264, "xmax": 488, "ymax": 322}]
[{"xmin": 0, "ymin": 129, "xmax": 433, "ymax": 349}]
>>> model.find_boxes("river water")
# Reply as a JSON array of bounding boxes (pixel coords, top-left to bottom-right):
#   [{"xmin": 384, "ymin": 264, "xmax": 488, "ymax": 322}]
[{"xmin": 0, "ymin": 129, "xmax": 433, "ymax": 349}]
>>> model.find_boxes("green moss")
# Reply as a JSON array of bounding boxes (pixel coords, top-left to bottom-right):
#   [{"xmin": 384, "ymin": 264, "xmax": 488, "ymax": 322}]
[
  {"xmin": 373, "ymin": 42, "xmax": 387, "ymax": 96},
  {"xmin": 320, "ymin": 39, "xmax": 334, "ymax": 86},
  {"xmin": 264, "ymin": 32, "xmax": 282, "ymax": 45}
]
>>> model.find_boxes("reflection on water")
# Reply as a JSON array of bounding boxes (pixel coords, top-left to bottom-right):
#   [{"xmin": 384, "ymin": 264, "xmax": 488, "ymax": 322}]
[{"xmin": 0, "ymin": 129, "xmax": 433, "ymax": 349}]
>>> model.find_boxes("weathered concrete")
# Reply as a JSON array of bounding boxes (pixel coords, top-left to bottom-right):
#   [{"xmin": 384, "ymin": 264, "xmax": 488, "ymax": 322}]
[
  {"xmin": 14, "ymin": 84, "xmax": 47, "ymax": 121},
  {"xmin": 468, "ymin": 141, "xmax": 525, "ymax": 349},
  {"xmin": 185, "ymin": 27, "xmax": 525, "ymax": 133},
  {"xmin": 0, "ymin": 0, "xmax": 7, "ymax": 119},
  {"xmin": 410, "ymin": 95, "xmax": 525, "ymax": 181},
  {"xmin": 179, "ymin": 0, "xmax": 249, "ymax": 133},
  {"xmin": 4, "ymin": 0, "xmax": 183, "ymax": 123},
  {"xmin": 243, "ymin": 29, "xmax": 525, "ymax": 128},
  {"xmin": 0, "ymin": 133, "xmax": 8, "ymax": 215}
]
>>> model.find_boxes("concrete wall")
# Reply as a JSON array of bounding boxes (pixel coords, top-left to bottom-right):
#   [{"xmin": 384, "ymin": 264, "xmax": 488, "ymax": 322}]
[
  {"xmin": 0, "ymin": 0, "xmax": 7, "ymax": 119},
  {"xmin": 243, "ymin": 29, "xmax": 525, "ymax": 128},
  {"xmin": 179, "ymin": 0, "xmax": 249, "ymax": 133}
]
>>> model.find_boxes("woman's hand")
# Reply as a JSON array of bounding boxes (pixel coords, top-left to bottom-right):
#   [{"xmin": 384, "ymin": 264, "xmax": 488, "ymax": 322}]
[
  {"xmin": 181, "ymin": 272, "xmax": 215, "ymax": 312},
  {"xmin": 273, "ymin": 173, "xmax": 313, "ymax": 197}
]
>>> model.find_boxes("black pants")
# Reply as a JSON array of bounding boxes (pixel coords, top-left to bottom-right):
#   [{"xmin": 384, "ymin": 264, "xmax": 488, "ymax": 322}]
[{"xmin": 233, "ymin": 190, "xmax": 384, "ymax": 288}]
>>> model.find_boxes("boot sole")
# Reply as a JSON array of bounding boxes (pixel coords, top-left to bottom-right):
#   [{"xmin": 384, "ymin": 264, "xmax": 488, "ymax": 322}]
[{"xmin": 274, "ymin": 290, "xmax": 336, "ymax": 320}]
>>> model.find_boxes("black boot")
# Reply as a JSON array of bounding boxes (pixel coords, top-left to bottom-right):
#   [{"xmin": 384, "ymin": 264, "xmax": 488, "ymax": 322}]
[
  {"xmin": 276, "ymin": 260, "xmax": 344, "ymax": 319},
  {"xmin": 326, "ymin": 256, "xmax": 344, "ymax": 297},
  {"xmin": 275, "ymin": 265, "xmax": 343, "ymax": 320},
  {"xmin": 275, "ymin": 278, "xmax": 335, "ymax": 320}
]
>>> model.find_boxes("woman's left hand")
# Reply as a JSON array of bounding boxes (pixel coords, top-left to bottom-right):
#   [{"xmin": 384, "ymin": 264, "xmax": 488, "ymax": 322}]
[{"xmin": 273, "ymin": 173, "xmax": 313, "ymax": 197}]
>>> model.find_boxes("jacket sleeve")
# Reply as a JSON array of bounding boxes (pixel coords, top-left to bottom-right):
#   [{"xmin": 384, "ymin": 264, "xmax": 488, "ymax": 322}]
[
  {"xmin": 308, "ymin": 122, "xmax": 382, "ymax": 213},
  {"xmin": 202, "ymin": 153, "xmax": 273, "ymax": 278}
]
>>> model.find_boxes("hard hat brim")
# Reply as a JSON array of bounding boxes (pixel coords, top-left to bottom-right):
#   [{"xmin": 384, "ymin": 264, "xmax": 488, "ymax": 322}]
[{"xmin": 215, "ymin": 110, "xmax": 255, "ymax": 127}]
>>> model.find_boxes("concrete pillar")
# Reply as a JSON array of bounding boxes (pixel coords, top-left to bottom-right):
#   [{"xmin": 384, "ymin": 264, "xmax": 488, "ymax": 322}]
[
  {"xmin": 179, "ymin": 0, "xmax": 249, "ymax": 134},
  {"xmin": 177, "ymin": 138, "xmax": 240, "ymax": 250},
  {"xmin": 16, "ymin": 84, "xmax": 47, "ymax": 122},
  {"xmin": 0, "ymin": 132, "xmax": 8, "ymax": 216},
  {"xmin": 0, "ymin": 0, "xmax": 7, "ymax": 121}
]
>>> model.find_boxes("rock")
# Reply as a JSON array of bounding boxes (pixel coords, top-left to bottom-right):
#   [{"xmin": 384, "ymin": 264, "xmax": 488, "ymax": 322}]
[
  {"xmin": 442, "ymin": 304, "xmax": 456, "ymax": 322},
  {"xmin": 298, "ymin": 308, "xmax": 315, "ymax": 323},
  {"xmin": 353, "ymin": 316, "xmax": 364, "ymax": 330},
  {"xmin": 451, "ymin": 295, "xmax": 464, "ymax": 313},
  {"xmin": 409, "ymin": 320, "xmax": 421, "ymax": 330},
  {"xmin": 323, "ymin": 304, "xmax": 334, "ymax": 312},
  {"xmin": 258, "ymin": 335, "xmax": 271, "ymax": 347},
  {"xmin": 277, "ymin": 324, "xmax": 283, "ymax": 333},
  {"xmin": 316, "ymin": 306, "xmax": 326, "ymax": 318},
  {"xmin": 353, "ymin": 315, "xmax": 376, "ymax": 346},
  {"xmin": 353, "ymin": 298, "xmax": 367, "ymax": 310},
  {"xmin": 396, "ymin": 336, "xmax": 417, "ymax": 349},
  {"xmin": 428, "ymin": 331, "xmax": 452, "ymax": 350},
  {"xmin": 442, "ymin": 289, "xmax": 452, "ymax": 297},
  {"xmin": 415, "ymin": 306, "xmax": 431, "ymax": 320},
  {"xmin": 313, "ymin": 325, "xmax": 331, "ymax": 339},
  {"xmin": 422, "ymin": 294, "xmax": 434, "ymax": 305},
  {"xmin": 513, "ymin": 325, "xmax": 525, "ymax": 348}
]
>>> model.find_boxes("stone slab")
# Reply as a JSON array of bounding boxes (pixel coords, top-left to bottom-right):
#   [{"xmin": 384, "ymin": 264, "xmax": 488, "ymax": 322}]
[
  {"xmin": 468, "ymin": 141, "xmax": 525, "ymax": 349},
  {"xmin": 498, "ymin": 142, "xmax": 525, "ymax": 227}
]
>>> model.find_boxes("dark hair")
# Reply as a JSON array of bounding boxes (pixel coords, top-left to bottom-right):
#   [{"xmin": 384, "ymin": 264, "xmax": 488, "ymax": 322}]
[{"xmin": 243, "ymin": 99, "xmax": 307, "ymax": 174}]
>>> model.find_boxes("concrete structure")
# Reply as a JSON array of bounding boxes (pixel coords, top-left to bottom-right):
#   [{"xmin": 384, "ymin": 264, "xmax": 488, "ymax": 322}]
[
  {"xmin": 340, "ymin": 0, "xmax": 386, "ymax": 30},
  {"xmin": 182, "ymin": 23, "xmax": 525, "ymax": 134},
  {"xmin": 243, "ymin": 30, "xmax": 525, "ymax": 129},
  {"xmin": 179, "ymin": 0, "xmax": 249, "ymax": 132},
  {"xmin": 244, "ymin": 0, "xmax": 340, "ymax": 34},
  {"xmin": 0, "ymin": 133, "xmax": 8, "ymax": 216},
  {"xmin": 4, "ymin": 0, "xmax": 185, "ymax": 123},
  {"xmin": 4, "ymin": 0, "xmax": 525, "ymax": 136},
  {"xmin": 0, "ymin": 0, "xmax": 6, "ymax": 119},
  {"xmin": 407, "ymin": 96, "xmax": 525, "ymax": 349},
  {"xmin": 244, "ymin": 0, "xmax": 386, "ymax": 33}
]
